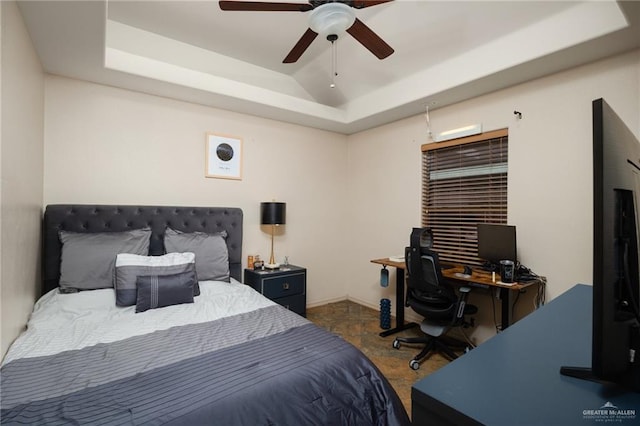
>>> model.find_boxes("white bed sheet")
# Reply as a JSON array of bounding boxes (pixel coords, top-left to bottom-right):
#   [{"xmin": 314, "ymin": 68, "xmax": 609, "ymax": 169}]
[{"xmin": 2, "ymin": 279, "xmax": 275, "ymax": 365}]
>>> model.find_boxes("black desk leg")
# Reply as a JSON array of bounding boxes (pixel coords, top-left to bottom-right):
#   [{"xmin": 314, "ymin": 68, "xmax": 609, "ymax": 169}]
[
  {"xmin": 379, "ymin": 267, "xmax": 418, "ymax": 337},
  {"xmin": 500, "ymin": 287, "xmax": 512, "ymax": 329}
]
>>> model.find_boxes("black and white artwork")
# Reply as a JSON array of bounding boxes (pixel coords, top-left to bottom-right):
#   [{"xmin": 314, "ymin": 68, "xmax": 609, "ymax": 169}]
[{"xmin": 205, "ymin": 133, "xmax": 243, "ymax": 180}]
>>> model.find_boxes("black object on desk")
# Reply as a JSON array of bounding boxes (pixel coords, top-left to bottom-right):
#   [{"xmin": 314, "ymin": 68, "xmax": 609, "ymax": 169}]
[
  {"xmin": 412, "ymin": 284, "xmax": 640, "ymax": 425},
  {"xmin": 244, "ymin": 265, "xmax": 306, "ymax": 317}
]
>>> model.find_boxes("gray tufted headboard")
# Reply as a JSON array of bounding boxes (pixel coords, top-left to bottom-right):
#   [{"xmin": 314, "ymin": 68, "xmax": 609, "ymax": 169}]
[{"xmin": 43, "ymin": 205, "xmax": 243, "ymax": 294}]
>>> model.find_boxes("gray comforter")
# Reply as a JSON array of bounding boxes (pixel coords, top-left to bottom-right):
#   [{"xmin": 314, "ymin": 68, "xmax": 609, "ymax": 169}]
[{"xmin": 1, "ymin": 305, "xmax": 409, "ymax": 425}]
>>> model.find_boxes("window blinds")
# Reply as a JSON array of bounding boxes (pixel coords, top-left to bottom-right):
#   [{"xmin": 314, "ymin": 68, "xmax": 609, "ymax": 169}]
[{"xmin": 421, "ymin": 129, "xmax": 508, "ymax": 265}]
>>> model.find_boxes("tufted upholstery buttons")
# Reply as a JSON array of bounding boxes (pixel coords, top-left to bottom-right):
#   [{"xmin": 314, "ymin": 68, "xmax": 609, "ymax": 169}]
[{"xmin": 42, "ymin": 204, "xmax": 243, "ymax": 294}]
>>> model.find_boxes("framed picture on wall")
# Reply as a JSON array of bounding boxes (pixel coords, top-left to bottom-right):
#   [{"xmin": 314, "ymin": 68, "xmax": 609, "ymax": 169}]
[{"xmin": 205, "ymin": 133, "xmax": 243, "ymax": 180}]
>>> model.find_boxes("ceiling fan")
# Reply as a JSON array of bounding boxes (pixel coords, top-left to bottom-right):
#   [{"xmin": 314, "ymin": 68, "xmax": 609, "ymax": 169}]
[{"xmin": 219, "ymin": 1, "xmax": 394, "ymax": 63}]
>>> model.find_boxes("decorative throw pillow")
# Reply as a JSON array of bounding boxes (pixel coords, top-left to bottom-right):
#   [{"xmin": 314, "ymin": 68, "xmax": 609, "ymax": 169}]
[
  {"xmin": 164, "ymin": 228, "xmax": 230, "ymax": 282},
  {"xmin": 59, "ymin": 228, "xmax": 151, "ymax": 291},
  {"xmin": 115, "ymin": 252, "xmax": 199, "ymax": 306},
  {"xmin": 135, "ymin": 271, "xmax": 196, "ymax": 313}
]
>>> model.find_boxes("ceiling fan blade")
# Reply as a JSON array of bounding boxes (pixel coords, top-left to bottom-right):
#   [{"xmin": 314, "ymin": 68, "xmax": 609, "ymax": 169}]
[
  {"xmin": 219, "ymin": 1, "xmax": 312, "ymax": 12},
  {"xmin": 346, "ymin": 18, "xmax": 394, "ymax": 59},
  {"xmin": 283, "ymin": 28, "xmax": 318, "ymax": 63},
  {"xmin": 351, "ymin": 0, "xmax": 394, "ymax": 9}
]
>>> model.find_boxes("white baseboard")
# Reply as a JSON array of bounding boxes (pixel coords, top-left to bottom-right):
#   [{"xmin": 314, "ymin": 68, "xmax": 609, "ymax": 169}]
[
  {"xmin": 307, "ymin": 295, "xmax": 423, "ymax": 325},
  {"xmin": 343, "ymin": 295, "xmax": 380, "ymax": 312},
  {"xmin": 306, "ymin": 296, "xmax": 348, "ymax": 309},
  {"xmin": 308, "ymin": 296, "xmax": 479, "ymax": 346}
]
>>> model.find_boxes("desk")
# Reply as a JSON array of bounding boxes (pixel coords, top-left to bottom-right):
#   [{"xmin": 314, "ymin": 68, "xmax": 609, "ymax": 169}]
[
  {"xmin": 370, "ymin": 258, "xmax": 418, "ymax": 337},
  {"xmin": 441, "ymin": 264, "xmax": 537, "ymax": 329},
  {"xmin": 411, "ymin": 284, "xmax": 640, "ymax": 425},
  {"xmin": 372, "ymin": 258, "xmax": 537, "ymax": 333}
]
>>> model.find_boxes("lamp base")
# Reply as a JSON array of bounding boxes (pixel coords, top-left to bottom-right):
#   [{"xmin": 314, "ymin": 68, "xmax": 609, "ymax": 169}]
[{"xmin": 265, "ymin": 263, "xmax": 280, "ymax": 269}]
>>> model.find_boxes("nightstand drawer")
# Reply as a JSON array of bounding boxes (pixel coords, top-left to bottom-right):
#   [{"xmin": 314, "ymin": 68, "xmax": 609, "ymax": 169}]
[
  {"xmin": 262, "ymin": 273, "xmax": 305, "ymax": 299},
  {"xmin": 243, "ymin": 265, "xmax": 307, "ymax": 317},
  {"xmin": 273, "ymin": 294, "xmax": 306, "ymax": 316}
]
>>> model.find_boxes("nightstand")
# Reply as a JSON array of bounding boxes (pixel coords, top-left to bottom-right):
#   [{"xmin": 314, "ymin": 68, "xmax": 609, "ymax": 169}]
[{"xmin": 244, "ymin": 265, "xmax": 306, "ymax": 317}]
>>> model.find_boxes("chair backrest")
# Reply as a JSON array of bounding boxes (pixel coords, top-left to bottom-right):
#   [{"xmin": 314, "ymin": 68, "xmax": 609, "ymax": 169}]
[{"xmin": 405, "ymin": 245, "xmax": 457, "ymax": 309}]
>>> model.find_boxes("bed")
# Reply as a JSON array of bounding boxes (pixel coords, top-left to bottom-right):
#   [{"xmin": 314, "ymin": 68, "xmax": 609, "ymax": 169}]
[{"xmin": 1, "ymin": 204, "xmax": 409, "ymax": 425}]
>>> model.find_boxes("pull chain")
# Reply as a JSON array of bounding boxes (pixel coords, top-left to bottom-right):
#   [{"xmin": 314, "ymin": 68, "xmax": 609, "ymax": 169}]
[{"xmin": 328, "ymin": 34, "xmax": 338, "ymax": 88}]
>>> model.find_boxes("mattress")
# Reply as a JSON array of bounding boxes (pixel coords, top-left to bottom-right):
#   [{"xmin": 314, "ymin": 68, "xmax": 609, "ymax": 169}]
[{"xmin": 1, "ymin": 280, "xmax": 410, "ymax": 425}]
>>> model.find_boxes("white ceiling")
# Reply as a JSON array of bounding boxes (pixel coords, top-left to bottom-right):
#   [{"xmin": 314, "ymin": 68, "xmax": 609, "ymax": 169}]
[{"xmin": 17, "ymin": 0, "xmax": 640, "ymax": 134}]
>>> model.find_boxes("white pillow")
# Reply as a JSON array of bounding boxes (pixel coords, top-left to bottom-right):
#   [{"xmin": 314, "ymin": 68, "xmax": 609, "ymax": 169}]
[{"xmin": 114, "ymin": 252, "xmax": 198, "ymax": 306}]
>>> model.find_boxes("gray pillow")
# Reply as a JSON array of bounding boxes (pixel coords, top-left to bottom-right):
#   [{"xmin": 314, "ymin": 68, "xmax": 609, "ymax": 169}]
[
  {"xmin": 164, "ymin": 228, "xmax": 230, "ymax": 282},
  {"xmin": 59, "ymin": 228, "xmax": 151, "ymax": 291},
  {"xmin": 115, "ymin": 252, "xmax": 199, "ymax": 306},
  {"xmin": 135, "ymin": 271, "xmax": 196, "ymax": 313}
]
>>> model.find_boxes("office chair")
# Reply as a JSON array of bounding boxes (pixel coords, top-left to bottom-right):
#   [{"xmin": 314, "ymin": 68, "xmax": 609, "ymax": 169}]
[{"xmin": 393, "ymin": 241, "xmax": 477, "ymax": 370}]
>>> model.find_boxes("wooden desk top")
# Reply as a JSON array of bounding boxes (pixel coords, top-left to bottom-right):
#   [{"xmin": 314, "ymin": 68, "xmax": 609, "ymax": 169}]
[
  {"xmin": 371, "ymin": 257, "xmax": 405, "ymax": 269},
  {"xmin": 441, "ymin": 264, "xmax": 533, "ymax": 290},
  {"xmin": 371, "ymin": 257, "xmax": 536, "ymax": 291}
]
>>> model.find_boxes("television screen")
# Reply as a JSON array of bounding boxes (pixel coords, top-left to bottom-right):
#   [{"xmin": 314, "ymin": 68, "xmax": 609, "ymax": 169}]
[
  {"xmin": 476, "ymin": 223, "xmax": 517, "ymax": 268},
  {"xmin": 560, "ymin": 98, "xmax": 640, "ymax": 391}
]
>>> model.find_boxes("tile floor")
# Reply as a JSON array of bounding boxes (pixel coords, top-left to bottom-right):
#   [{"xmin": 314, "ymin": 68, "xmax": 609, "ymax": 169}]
[{"xmin": 306, "ymin": 300, "xmax": 453, "ymax": 416}]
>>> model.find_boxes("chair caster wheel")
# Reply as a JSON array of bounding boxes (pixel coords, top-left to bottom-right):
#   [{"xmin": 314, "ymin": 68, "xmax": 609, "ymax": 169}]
[
  {"xmin": 392, "ymin": 339, "xmax": 401, "ymax": 349},
  {"xmin": 409, "ymin": 360, "xmax": 420, "ymax": 370}
]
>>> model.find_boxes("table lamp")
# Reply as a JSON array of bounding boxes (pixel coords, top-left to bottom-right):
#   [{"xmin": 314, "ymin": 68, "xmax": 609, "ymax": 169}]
[{"xmin": 260, "ymin": 202, "xmax": 286, "ymax": 269}]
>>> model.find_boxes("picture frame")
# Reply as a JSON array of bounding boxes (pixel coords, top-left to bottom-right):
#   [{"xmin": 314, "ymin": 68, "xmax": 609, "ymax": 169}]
[{"xmin": 205, "ymin": 133, "xmax": 243, "ymax": 180}]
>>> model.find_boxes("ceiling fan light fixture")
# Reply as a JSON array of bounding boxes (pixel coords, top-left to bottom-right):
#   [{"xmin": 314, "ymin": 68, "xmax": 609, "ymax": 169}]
[{"xmin": 309, "ymin": 3, "xmax": 356, "ymax": 36}]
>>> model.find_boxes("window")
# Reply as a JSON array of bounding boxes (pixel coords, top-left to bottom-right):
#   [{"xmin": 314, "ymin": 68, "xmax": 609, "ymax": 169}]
[{"xmin": 421, "ymin": 129, "xmax": 508, "ymax": 265}]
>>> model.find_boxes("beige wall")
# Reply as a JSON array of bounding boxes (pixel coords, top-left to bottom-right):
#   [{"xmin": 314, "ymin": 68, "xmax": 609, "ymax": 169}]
[
  {"xmin": 43, "ymin": 76, "xmax": 350, "ymax": 307},
  {"xmin": 0, "ymin": 0, "xmax": 45, "ymax": 357},
  {"xmin": 37, "ymin": 49, "xmax": 640, "ymax": 347},
  {"xmin": 347, "ymin": 49, "xmax": 640, "ymax": 343}
]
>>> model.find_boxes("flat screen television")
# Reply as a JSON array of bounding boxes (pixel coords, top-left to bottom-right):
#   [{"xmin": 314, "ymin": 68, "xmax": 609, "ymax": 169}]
[
  {"xmin": 476, "ymin": 223, "xmax": 517, "ymax": 270},
  {"xmin": 560, "ymin": 98, "xmax": 640, "ymax": 392}
]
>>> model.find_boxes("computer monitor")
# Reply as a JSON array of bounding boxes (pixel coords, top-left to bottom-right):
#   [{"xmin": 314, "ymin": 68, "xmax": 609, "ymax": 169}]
[{"xmin": 477, "ymin": 223, "xmax": 517, "ymax": 269}]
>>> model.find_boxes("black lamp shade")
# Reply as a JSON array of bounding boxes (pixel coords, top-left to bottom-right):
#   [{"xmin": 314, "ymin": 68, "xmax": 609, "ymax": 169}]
[{"xmin": 260, "ymin": 202, "xmax": 286, "ymax": 225}]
